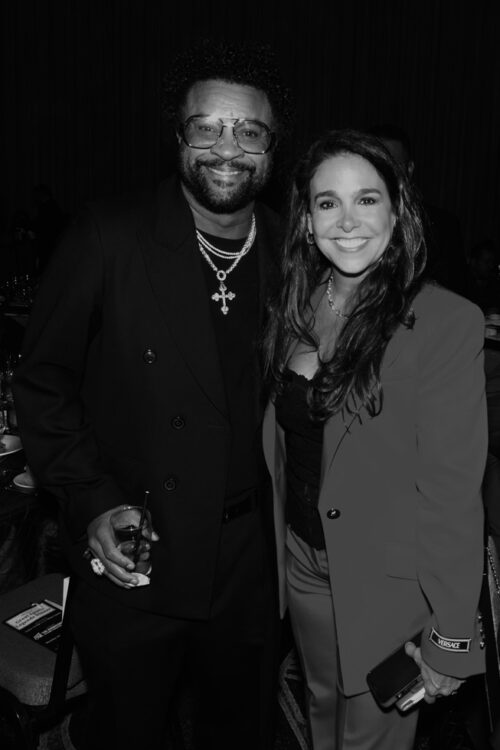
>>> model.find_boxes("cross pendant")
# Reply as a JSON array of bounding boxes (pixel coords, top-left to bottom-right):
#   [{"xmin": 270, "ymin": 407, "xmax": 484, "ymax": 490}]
[{"xmin": 212, "ymin": 281, "xmax": 235, "ymax": 315}]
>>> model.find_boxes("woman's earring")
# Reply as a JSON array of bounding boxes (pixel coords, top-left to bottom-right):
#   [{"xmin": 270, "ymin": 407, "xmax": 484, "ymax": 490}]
[{"xmin": 306, "ymin": 231, "xmax": 315, "ymax": 245}]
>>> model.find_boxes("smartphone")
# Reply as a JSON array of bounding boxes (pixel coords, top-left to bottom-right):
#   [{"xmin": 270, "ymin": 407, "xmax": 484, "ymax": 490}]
[
  {"xmin": 366, "ymin": 632, "xmax": 424, "ymax": 710},
  {"xmin": 396, "ymin": 680, "xmax": 426, "ymax": 711}
]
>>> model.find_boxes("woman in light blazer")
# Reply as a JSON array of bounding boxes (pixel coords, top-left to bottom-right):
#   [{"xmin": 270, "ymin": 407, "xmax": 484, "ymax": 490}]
[{"xmin": 262, "ymin": 130, "xmax": 487, "ymax": 750}]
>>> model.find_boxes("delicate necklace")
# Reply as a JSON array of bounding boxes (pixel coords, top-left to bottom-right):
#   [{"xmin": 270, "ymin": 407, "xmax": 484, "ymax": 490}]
[
  {"xmin": 196, "ymin": 215, "xmax": 256, "ymax": 315},
  {"xmin": 326, "ymin": 273, "xmax": 350, "ymax": 320}
]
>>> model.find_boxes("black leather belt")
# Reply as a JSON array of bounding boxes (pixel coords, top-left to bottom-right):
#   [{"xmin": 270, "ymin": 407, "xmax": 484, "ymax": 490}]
[{"xmin": 222, "ymin": 489, "xmax": 259, "ymax": 524}]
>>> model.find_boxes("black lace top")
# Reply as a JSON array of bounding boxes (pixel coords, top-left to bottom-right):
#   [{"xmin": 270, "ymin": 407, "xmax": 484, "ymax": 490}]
[{"xmin": 275, "ymin": 369, "xmax": 326, "ymax": 550}]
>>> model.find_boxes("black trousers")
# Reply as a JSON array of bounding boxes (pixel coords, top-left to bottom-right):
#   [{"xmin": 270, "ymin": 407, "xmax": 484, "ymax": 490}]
[{"xmin": 70, "ymin": 506, "xmax": 279, "ymax": 750}]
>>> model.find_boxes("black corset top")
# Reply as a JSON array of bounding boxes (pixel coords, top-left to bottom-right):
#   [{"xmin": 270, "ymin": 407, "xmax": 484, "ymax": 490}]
[{"xmin": 275, "ymin": 369, "xmax": 326, "ymax": 549}]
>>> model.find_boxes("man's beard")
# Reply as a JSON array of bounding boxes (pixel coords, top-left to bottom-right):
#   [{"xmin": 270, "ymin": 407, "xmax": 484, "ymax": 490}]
[{"xmin": 178, "ymin": 151, "xmax": 272, "ymax": 214}]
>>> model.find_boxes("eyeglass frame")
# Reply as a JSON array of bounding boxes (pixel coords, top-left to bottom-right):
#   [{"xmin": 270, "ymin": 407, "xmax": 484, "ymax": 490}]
[{"xmin": 178, "ymin": 115, "xmax": 276, "ymax": 155}]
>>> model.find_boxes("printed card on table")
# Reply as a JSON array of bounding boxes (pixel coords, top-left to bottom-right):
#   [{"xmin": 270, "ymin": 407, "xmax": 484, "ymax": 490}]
[{"xmin": 4, "ymin": 599, "xmax": 63, "ymax": 652}]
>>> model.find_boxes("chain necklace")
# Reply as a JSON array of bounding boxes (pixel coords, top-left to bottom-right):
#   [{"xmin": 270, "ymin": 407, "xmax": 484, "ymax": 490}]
[
  {"xmin": 326, "ymin": 273, "xmax": 350, "ymax": 320},
  {"xmin": 196, "ymin": 215, "xmax": 256, "ymax": 315}
]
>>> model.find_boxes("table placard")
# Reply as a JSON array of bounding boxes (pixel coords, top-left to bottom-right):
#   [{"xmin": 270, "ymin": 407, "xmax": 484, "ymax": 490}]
[{"xmin": 4, "ymin": 598, "xmax": 62, "ymax": 652}]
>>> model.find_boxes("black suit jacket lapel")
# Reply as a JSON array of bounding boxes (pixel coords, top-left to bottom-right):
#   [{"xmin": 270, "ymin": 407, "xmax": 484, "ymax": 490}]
[
  {"xmin": 138, "ymin": 178, "xmax": 227, "ymax": 418},
  {"xmin": 255, "ymin": 204, "xmax": 280, "ymax": 325},
  {"xmin": 253, "ymin": 204, "xmax": 282, "ymax": 414}
]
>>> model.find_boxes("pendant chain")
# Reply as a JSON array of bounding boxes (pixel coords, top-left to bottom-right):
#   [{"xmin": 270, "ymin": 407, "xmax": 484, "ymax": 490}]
[
  {"xmin": 326, "ymin": 273, "xmax": 350, "ymax": 320},
  {"xmin": 196, "ymin": 214, "xmax": 256, "ymax": 315}
]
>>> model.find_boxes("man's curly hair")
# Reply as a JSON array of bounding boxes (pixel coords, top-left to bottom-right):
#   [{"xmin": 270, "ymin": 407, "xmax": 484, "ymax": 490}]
[{"xmin": 161, "ymin": 39, "xmax": 293, "ymax": 136}]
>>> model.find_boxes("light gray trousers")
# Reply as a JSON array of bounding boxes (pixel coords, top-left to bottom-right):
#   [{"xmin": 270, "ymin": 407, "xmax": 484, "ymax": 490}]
[{"xmin": 286, "ymin": 527, "xmax": 419, "ymax": 750}]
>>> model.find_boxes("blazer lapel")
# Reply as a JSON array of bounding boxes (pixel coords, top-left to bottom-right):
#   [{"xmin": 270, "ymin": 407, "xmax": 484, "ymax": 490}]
[
  {"xmin": 263, "ymin": 400, "xmax": 288, "ymax": 616},
  {"xmin": 319, "ymin": 318, "xmax": 412, "ymax": 491},
  {"xmin": 253, "ymin": 205, "xmax": 282, "ymax": 417},
  {"xmin": 138, "ymin": 178, "xmax": 227, "ymax": 418},
  {"xmin": 320, "ymin": 409, "xmax": 359, "ymax": 492},
  {"xmin": 254, "ymin": 205, "xmax": 280, "ymax": 324}
]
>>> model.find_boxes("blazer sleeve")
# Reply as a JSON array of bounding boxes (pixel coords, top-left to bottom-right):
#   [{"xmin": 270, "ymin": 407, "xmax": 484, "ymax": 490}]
[
  {"xmin": 415, "ymin": 296, "xmax": 487, "ymax": 677},
  {"xmin": 13, "ymin": 209, "xmax": 126, "ymax": 541}
]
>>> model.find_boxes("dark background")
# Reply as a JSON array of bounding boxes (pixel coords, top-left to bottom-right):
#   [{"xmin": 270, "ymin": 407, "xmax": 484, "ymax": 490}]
[{"xmin": 2, "ymin": 0, "xmax": 499, "ymax": 252}]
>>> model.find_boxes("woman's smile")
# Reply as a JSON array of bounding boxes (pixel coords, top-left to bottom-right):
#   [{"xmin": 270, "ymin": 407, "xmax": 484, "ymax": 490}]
[{"xmin": 333, "ymin": 237, "xmax": 370, "ymax": 250}]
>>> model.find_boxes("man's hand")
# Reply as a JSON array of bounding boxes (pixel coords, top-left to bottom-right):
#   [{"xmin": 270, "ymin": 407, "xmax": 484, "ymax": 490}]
[
  {"xmin": 87, "ymin": 506, "xmax": 159, "ymax": 588},
  {"xmin": 405, "ymin": 641, "xmax": 465, "ymax": 703}
]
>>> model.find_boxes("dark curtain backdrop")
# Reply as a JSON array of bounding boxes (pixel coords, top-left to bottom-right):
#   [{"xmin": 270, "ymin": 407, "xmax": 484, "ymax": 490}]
[{"xmin": 2, "ymin": 0, "xmax": 499, "ymax": 251}]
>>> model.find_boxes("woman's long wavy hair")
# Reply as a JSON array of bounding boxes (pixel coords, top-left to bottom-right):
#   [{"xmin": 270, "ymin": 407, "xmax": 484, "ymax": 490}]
[{"xmin": 263, "ymin": 129, "xmax": 426, "ymax": 422}]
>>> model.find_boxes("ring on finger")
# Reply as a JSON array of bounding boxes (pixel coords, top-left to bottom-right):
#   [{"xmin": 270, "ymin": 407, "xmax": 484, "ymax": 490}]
[{"xmin": 90, "ymin": 558, "xmax": 105, "ymax": 576}]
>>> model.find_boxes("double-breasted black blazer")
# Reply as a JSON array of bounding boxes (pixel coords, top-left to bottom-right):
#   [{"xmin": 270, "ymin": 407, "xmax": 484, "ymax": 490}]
[{"xmin": 14, "ymin": 177, "xmax": 281, "ymax": 619}]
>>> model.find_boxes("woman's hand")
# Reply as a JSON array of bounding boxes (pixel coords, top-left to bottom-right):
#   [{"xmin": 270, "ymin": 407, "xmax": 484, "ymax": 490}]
[{"xmin": 405, "ymin": 641, "xmax": 465, "ymax": 702}]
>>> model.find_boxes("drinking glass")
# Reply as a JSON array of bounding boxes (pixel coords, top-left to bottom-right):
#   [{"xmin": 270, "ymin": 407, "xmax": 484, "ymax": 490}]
[{"xmin": 110, "ymin": 506, "xmax": 152, "ymax": 577}]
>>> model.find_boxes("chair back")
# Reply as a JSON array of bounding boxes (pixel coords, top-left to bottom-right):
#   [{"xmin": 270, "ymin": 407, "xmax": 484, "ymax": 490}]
[{"xmin": 0, "ymin": 573, "xmax": 84, "ymax": 706}]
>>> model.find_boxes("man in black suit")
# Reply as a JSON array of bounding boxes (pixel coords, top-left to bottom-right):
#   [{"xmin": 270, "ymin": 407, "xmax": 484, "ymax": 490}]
[{"xmin": 13, "ymin": 40, "xmax": 290, "ymax": 750}]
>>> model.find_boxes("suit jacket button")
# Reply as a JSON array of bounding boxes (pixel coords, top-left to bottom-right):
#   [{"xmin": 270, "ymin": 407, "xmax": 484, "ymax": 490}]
[
  {"xmin": 163, "ymin": 476, "xmax": 178, "ymax": 491},
  {"xmin": 171, "ymin": 415, "xmax": 185, "ymax": 430},
  {"xmin": 326, "ymin": 508, "xmax": 341, "ymax": 519},
  {"xmin": 143, "ymin": 348, "xmax": 157, "ymax": 364}
]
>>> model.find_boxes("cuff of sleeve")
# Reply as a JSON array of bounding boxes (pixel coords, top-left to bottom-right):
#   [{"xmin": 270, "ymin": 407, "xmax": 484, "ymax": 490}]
[
  {"xmin": 54, "ymin": 476, "xmax": 127, "ymax": 540},
  {"xmin": 428, "ymin": 627, "xmax": 472, "ymax": 652},
  {"xmin": 420, "ymin": 618, "xmax": 486, "ymax": 678}
]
